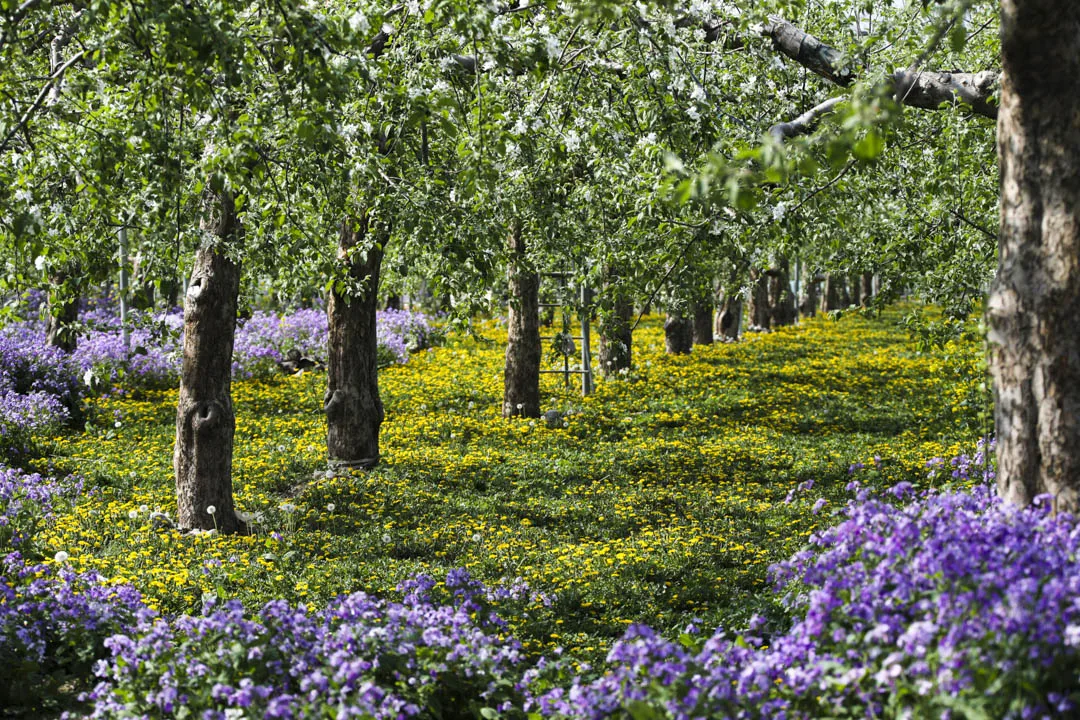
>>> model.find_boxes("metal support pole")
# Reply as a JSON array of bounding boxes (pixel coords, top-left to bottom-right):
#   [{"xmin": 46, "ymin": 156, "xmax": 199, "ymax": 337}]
[{"xmin": 580, "ymin": 282, "xmax": 594, "ymax": 396}]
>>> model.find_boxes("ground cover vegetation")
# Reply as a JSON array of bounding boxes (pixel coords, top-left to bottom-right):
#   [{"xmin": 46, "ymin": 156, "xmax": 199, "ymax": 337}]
[
  {"xmin": 5, "ymin": 308, "xmax": 1080, "ymax": 717},
  {"xmin": 3, "ymin": 0, "xmax": 1080, "ymax": 716}
]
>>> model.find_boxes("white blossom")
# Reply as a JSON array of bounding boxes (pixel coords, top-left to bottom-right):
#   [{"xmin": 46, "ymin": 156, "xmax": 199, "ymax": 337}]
[{"xmin": 349, "ymin": 11, "xmax": 369, "ymax": 33}]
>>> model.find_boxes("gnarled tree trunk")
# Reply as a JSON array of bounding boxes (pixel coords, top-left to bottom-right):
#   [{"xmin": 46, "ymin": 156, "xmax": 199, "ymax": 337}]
[
  {"xmin": 503, "ymin": 222, "xmax": 540, "ymax": 417},
  {"xmin": 989, "ymin": 0, "xmax": 1080, "ymax": 513},
  {"xmin": 664, "ymin": 311, "xmax": 693, "ymax": 354},
  {"xmin": 325, "ymin": 214, "xmax": 386, "ymax": 469},
  {"xmin": 598, "ymin": 268, "xmax": 633, "ymax": 376},
  {"xmin": 174, "ymin": 190, "xmax": 243, "ymax": 534}
]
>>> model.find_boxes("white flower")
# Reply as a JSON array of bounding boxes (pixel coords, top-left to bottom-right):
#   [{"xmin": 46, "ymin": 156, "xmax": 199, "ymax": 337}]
[
  {"xmin": 471, "ymin": 533, "xmax": 482, "ymax": 542},
  {"xmin": 15, "ymin": 188, "xmax": 32, "ymax": 202},
  {"xmin": 34, "ymin": 255, "xmax": 46, "ymax": 272},
  {"xmin": 348, "ymin": 10, "xmax": 369, "ymax": 33},
  {"xmin": 280, "ymin": 503, "xmax": 297, "ymax": 514},
  {"xmin": 382, "ymin": 533, "xmax": 392, "ymax": 544},
  {"xmin": 772, "ymin": 202, "xmax": 788, "ymax": 221},
  {"xmin": 128, "ymin": 509, "xmax": 139, "ymax": 519},
  {"xmin": 54, "ymin": 551, "xmax": 69, "ymax": 563},
  {"xmin": 563, "ymin": 130, "xmax": 581, "ymax": 152},
  {"xmin": 139, "ymin": 504, "xmax": 149, "ymax": 513},
  {"xmin": 206, "ymin": 505, "xmax": 217, "ymax": 515},
  {"xmin": 326, "ymin": 503, "xmax": 336, "ymax": 513}
]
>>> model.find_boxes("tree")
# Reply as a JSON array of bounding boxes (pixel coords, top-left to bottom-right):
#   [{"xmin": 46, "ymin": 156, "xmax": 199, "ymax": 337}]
[{"xmin": 988, "ymin": 0, "xmax": 1080, "ymax": 513}]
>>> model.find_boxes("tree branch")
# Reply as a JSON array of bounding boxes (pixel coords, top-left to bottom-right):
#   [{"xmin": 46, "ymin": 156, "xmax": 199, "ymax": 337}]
[
  {"xmin": 0, "ymin": 47, "xmax": 86, "ymax": 154},
  {"xmin": 761, "ymin": 16, "xmax": 998, "ymax": 120},
  {"xmin": 768, "ymin": 96, "xmax": 844, "ymax": 140}
]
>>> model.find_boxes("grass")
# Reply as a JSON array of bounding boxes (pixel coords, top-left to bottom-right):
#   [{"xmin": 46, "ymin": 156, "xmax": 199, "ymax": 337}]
[{"xmin": 34, "ymin": 307, "xmax": 986, "ymax": 662}]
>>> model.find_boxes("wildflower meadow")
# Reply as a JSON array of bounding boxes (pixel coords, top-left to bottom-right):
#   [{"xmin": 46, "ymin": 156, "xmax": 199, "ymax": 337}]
[{"xmin": 5, "ymin": 294, "xmax": 1079, "ymax": 718}]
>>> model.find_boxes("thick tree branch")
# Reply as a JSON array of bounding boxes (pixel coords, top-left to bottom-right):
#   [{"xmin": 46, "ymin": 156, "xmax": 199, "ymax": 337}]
[
  {"xmin": 768, "ymin": 96, "xmax": 844, "ymax": 140},
  {"xmin": 762, "ymin": 16, "xmax": 999, "ymax": 120}
]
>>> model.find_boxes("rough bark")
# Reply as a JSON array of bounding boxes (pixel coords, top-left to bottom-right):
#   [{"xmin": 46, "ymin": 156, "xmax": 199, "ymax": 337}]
[
  {"xmin": 748, "ymin": 269, "xmax": 771, "ymax": 330},
  {"xmin": 325, "ymin": 214, "xmax": 385, "ymax": 469},
  {"xmin": 692, "ymin": 296, "xmax": 714, "ymax": 345},
  {"xmin": 503, "ymin": 222, "xmax": 541, "ymax": 418},
  {"xmin": 989, "ymin": 0, "xmax": 1080, "ymax": 513},
  {"xmin": 664, "ymin": 312, "xmax": 693, "ymax": 354},
  {"xmin": 45, "ymin": 269, "xmax": 79, "ymax": 352},
  {"xmin": 174, "ymin": 190, "xmax": 243, "ymax": 534},
  {"xmin": 598, "ymin": 270, "xmax": 633, "ymax": 376},
  {"xmin": 716, "ymin": 294, "xmax": 742, "ymax": 340}
]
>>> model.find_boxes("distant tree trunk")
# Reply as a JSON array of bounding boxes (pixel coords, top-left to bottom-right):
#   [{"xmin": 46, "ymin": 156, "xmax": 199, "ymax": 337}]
[
  {"xmin": 748, "ymin": 269, "xmax": 771, "ymax": 329},
  {"xmin": 822, "ymin": 273, "xmax": 844, "ymax": 311},
  {"xmin": 45, "ymin": 268, "xmax": 80, "ymax": 352},
  {"xmin": 598, "ymin": 269, "xmax": 633, "ymax": 376},
  {"xmin": 851, "ymin": 276, "xmax": 862, "ymax": 306},
  {"xmin": 989, "ymin": 0, "xmax": 1080, "ymax": 513},
  {"xmin": 692, "ymin": 293, "xmax": 714, "ymax": 345},
  {"xmin": 384, "ymin": 293, "xmax": 401, "ymax": 310},
  {"xmin": 503, "ymin": 222, "xmax": 540, "ymax": 418},
  {"xmin": 716, "ymin": 293, "xmax": 742, "ymax": 340},
  {"xmin": 860, "ymin": 272, "xmax": 874, "ymax": 306},
  {"xmin": 802, "ymin": 273, "xmax": 820, "ymax": 317},
  {"xmin": 325, "ymin": 214, "xmax": 385, "ymax": 469},
  {"xmin": 664, "ymin": 311, "xmax": 693, "ymax": 354},
  {"xmin": 174, "ymin": 189, "xmax": 243, "ymax": 534},
  {"xmin": 839, "ymin": 275, "xmax": 852, "ymax": 307},
  {"xmin": 769, "ymin": 258, "xmax": 797, "ymax": 327}
]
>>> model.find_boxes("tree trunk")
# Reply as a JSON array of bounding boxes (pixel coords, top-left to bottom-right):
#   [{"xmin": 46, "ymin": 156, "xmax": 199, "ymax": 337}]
[
  {"xmin": 802, "ymin": 274, "xmax": 820, "ymax": 317},
  {"xmin": 769, "ymin": 258, "xmax": 797, "ymax": 327},
  {"xmin": 716, "ymin": 294, "xmax": 742, "ymax": 340},
  {"xmin": 503, "ymin": 222, "xmax": 540, "ymax": 418},
  {"xmin": 860, "ymin": 272, "xmax": 874, "ymax": 306},
  {"xmin": 825, "ymin": 273, "xmax": 842, "ymax": 313},
  {"xmin": 748, "ymin": 269, "xmax": 771, "ymax": 330},
  {"xmin": 384, "ymin": 293, "xmax": 401, "ymax": 310},
  {"xmin": 598, "ymin": 270, "xmax": 633, "ymax": 376},
  {"xmin": 325, "ymin": 214, "xmax": 385, "ymax": 469},
  {"xmin": 851, "ymin": 276, "xmax": 862, "ymax": 306},
  {"xmin": 692, "ymin": 295, "xmax": 714, "ymax": 345},
  {"xmin": 989, "ymin": 0, "xmax": 1080, "ymax": 513},
  {"xmin": 664, "ymin": 311, "xmax": 693, "ymax": 354},
  {"xmin": 45, "ymin": 267, "xmax": 80, "ymax": 352},
  {"xmin": 174, "ymin": 190, "xmax": 243, "ymax": 534}
]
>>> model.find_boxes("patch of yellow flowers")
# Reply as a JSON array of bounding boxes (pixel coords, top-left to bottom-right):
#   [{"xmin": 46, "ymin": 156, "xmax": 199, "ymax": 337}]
[{"xmin": 35, "ymin": 309, "xmax": 984, "ymax": 656}]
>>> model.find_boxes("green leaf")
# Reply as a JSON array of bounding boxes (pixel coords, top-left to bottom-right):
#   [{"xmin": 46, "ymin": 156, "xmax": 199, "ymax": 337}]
[{"xmin": 853, "ymin": 131, "xmax": 885, "ymax": 161}]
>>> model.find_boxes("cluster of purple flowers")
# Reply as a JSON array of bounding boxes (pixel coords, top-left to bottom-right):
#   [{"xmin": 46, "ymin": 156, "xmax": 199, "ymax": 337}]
[
  {"xmin": 0, "ymin": 464, "xmax": 78, "ymax": 555},
  {"xmin": 0, "ymin": 294, "xmax": 440, "ymax": 443},
  {"xmin": 0, "ymin": 556, "xmax": 154, "ymax": 709},
  {"xmin": 0, "ymin": 324, "xmax": 80, "ymax": 443},
  {"xmin": 84, "ymin": 570, "xmax": 527, "ymax": 719}
]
